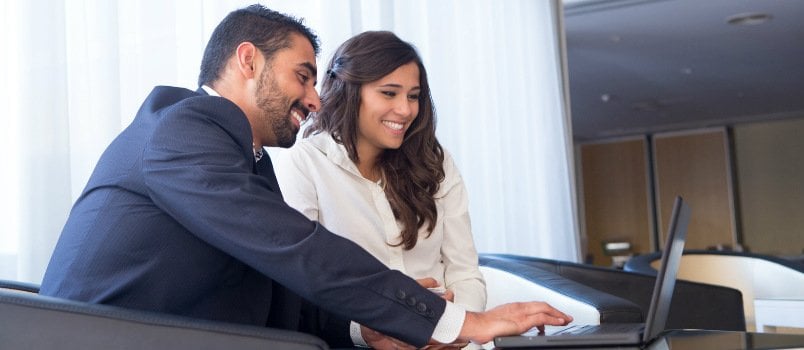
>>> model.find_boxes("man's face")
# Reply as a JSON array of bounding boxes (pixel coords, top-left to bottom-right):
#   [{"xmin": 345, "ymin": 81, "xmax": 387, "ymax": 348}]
[{"xmin": 254, "ymin": 33, "xmax": 319, "ymax": 148}]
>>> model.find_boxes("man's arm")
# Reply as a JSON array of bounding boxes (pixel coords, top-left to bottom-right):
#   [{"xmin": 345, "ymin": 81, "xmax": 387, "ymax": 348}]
[
  {"xmin": 362, "ymin": 301, "xmax": 573, "ymax": 350},
  {"xmin": 142, "ymin": 98, "xmax": 446, "ymax": 347}
]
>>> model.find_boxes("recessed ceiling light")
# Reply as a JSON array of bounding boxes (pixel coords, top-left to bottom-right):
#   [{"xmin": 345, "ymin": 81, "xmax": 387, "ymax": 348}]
[{"xmin": 726, "ymin": 12, "xmax": 772, "ymax": 26}]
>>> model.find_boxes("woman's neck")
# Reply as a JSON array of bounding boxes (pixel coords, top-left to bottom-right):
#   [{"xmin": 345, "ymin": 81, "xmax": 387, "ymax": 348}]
[
  {"xmin": 355, "ymin": 140, "xmax": 383, "ymax": 182},
  {"xmin": 356, "ymin": 158, "xmax": 381, "ymax": 182}
]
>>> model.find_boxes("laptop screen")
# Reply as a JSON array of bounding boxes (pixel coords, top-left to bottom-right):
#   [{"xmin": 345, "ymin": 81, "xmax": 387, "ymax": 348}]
[
  {"xmin": 642, "ymin": 196, "xmax": 690, "ymax": 342},
  {"xmin": 492, "ymin": 196, "xmax": 692, "ymax": 349}
]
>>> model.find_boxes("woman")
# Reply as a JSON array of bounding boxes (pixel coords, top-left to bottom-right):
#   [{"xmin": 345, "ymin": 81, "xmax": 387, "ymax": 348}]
[{"xmin": 275, "ymin": 31, "xmax": 486, "ymax": 315}]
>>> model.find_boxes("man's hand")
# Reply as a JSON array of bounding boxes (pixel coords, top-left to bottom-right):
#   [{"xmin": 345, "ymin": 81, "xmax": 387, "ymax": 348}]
[{"xmin": 456, "ymin": 302, "xmax": 573, "ymax": 344}]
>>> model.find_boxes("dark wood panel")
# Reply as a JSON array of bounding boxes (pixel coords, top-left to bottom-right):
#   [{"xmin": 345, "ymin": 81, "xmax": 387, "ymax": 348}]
[
  {"xmin": 734, "ymin": 119, "xmax": 804, "ymax": 255},
  {"xmin": 653, "ymin": 129, "xmax": 736, "ymax": 249},
  {"xmin": 580, "ymin": 137, "xmax": 652, "ymax": 266}
]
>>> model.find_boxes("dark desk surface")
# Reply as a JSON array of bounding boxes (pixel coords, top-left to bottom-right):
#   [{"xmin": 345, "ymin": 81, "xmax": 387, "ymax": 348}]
[
  {"xmin": 649, "ymin": 330, "xmax": 804, "ymax": 350},
  {"xmin": 493, "ymin": 330, "xmax": 804, "ymax": 350}
]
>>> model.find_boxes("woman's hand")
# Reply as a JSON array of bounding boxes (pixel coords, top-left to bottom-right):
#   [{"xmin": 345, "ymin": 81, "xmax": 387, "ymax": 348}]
[
  {"xmin": 416, "ymin": 277, "xmax": 454, "ymax": 301},
  {"xmin": 361, "ymin": 325, "xmax": 416, "ymax": 350}
]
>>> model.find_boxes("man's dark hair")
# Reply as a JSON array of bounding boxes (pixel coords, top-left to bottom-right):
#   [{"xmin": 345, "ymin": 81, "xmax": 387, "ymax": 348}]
[{"xmin": 198, "ymin": 4, "xmax": 320, "ymax": 87}]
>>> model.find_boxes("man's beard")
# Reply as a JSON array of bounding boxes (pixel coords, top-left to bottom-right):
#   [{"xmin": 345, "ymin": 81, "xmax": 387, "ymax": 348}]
[{"xmin": 255, "ymin": 70, "xmax": 302, "ymax": 148}]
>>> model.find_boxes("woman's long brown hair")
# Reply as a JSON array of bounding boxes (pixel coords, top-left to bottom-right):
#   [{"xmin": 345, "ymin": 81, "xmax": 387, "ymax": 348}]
[{"xmin": 304, "ymin": 31, "xmax": 444, "ymax": 250}]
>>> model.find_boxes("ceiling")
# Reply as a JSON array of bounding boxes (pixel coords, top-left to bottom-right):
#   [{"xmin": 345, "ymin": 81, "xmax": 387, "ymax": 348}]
[{"xmin": 564, "ymin": 0, "xmax": 804, "ymax": 142}]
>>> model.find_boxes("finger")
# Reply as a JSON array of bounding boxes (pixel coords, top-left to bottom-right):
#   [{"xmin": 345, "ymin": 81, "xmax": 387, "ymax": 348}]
[
  {"xmin": 415, "ymin": 277, "xmax": 439, "ymax": 288},
  {"xmin": 540, "ymin": 305, "xmax": 573, "ymax": 324},
  {"xmin": 442, "ymin": 289, "xmax": 455, "ymax": 302},
  {"xmin": 542, "ymin": 303, "xmax": 573, "ymax": 322},
  {"xmin": 533, "ymin": 312, "xmax": 572, "ymax": 327},
  {"xmin": 521, "ymin": 302, "xmax": 573, "ymax": 324}
]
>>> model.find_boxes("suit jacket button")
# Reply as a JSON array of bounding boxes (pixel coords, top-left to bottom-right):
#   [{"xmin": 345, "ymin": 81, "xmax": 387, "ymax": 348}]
[
  {"xmin": 396, "ymin": 290, "xmax": 406, "ymax": 299},
  {"xmin": 416, "ymin": 303, "xmax": 428, "ymax": 313},
  {"xmin": 406, "ymin": 297, "xmax": 417, "ymax": 306}
]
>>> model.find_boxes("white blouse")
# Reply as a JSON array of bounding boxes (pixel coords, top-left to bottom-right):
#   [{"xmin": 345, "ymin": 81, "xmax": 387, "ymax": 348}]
[{"xmin": 275, "ymin": 132, "xmax": 487, "ymax": 312}]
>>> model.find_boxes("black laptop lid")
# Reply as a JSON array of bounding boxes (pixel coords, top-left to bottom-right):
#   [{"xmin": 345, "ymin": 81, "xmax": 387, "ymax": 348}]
[
  {"xmin": 642, "ymin": 196, "xmax": 690, "ymax": 342},
  {"xmin": 492, "ymin": 196, "xmax": 691, "ymax": 349}
]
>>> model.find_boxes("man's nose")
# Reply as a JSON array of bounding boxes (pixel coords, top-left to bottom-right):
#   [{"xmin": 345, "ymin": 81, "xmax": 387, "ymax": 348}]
[{"xmin": 304, "ymin": 86, "xmax": 321, "ymax": 113}]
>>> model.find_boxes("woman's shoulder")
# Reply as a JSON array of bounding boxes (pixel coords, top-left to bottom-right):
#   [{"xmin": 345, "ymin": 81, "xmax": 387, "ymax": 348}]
[
  {"xmin": 440, "ymin": 148, "xmax": 461, "ymax": 177},
  {"xmin": 282, "ymin": 132, "xmax": 355, "ymax": 170},
  {"xmin": 273, "ymin": 134, "xmax": 319, "ymax": 170},
  {"xmin": 435, "ymin": 148, "xmax": 465, "ymax": 197},
  {"xmin": 284, "ymin": 132, "xmax": 331, "ymax": 157}
]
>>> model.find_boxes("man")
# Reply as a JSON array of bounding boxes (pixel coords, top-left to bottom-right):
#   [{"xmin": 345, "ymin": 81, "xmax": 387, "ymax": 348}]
[{"xmin": 40, "ymin": 4, "xmax": 571, "ymax": 348}]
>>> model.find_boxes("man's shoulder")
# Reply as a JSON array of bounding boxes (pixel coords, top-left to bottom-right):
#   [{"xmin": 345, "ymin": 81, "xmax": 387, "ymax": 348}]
[
  {"xmin": 143, "ymin": 86, "xmax": 249, "ymax": 137},
  {"xmin": 143, "ymin": 86, "xmax": 239, "ymax": 115},
  {"xmin": 142, "ymin": 86, "xmax": 200, "ymax": 110}
]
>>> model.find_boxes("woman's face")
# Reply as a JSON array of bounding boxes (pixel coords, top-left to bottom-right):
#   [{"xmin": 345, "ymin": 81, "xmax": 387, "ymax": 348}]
[{"xmin": 356, "ymin": 62, "xmax": 420, "ymax": 159}]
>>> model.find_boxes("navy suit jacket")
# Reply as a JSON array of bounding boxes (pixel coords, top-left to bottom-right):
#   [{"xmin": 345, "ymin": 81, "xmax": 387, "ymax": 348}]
[{"xmin": 40, "ymin": 86, "xmax": 446, "ymax": 347}]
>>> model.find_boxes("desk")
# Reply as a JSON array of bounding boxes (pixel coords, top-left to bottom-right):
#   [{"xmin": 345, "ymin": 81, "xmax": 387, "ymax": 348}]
[
  {"xmin": 493, "ymin": 330, "xmax": 804, "ymax": 349},
  {"xmin": 754, "ymin": 298, "xmax": 804, "ymax": 334},
  {"xmin": 650, "ymin": 330, "xmax": 804, "ymax": 350}
]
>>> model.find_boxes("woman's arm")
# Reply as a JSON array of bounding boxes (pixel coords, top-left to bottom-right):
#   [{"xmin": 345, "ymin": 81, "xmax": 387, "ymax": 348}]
[{"xmin": 438, "ymin": 152, "xmax": 488, "ymax": 312}]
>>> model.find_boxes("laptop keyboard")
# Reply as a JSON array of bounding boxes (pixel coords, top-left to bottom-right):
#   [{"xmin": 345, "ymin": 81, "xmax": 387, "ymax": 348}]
[{"xmin": 553, "ymin": 323, "xmax": 644, "ymax": 336}]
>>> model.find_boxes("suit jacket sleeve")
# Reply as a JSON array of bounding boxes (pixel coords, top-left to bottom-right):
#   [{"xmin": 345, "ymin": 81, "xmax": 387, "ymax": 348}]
[
  {"xmin": 141, "ymin": 97, "xmax": 446, "ymax": 347},
  {"xmin": 299, "ymin": 299, "xmax": 353, "ymax": 348}
]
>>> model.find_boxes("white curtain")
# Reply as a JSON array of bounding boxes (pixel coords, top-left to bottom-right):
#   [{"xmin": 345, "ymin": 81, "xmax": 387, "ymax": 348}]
[{"xmin": 0, "ymin": 0, "xmax": 579, "ymax": 284}]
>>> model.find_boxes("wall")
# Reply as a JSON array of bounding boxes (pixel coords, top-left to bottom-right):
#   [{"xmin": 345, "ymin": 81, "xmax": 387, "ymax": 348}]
[
  {"xmin": 578, "ymin": 118, "xmax": 804, "ymax": 263},
  {"xmin": 652, "ymin": 129, "xmax": 736, "ymax": 250},
  {"xmin": 733, "ymin": 118, "xmax": 804, "ymax": 256},
  {"xmin": 578, "ymin": 137, "xmax": 652, "ymax": 266}
]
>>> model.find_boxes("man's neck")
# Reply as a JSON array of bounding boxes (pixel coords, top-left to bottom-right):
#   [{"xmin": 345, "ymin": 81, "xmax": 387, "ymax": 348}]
[
  {"xmin": 201, "ymin": 85, "xmax": 220, "ymax": 97},
  {"xmin": 203, "ymin": 84, "xmax": 263, "ymax": 161}
]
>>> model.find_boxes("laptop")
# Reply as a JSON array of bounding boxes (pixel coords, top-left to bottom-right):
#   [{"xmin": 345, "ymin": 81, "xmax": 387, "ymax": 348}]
[{"xmin": 494, "ymin": 196, "xmax": 691, "ymax": 348}]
